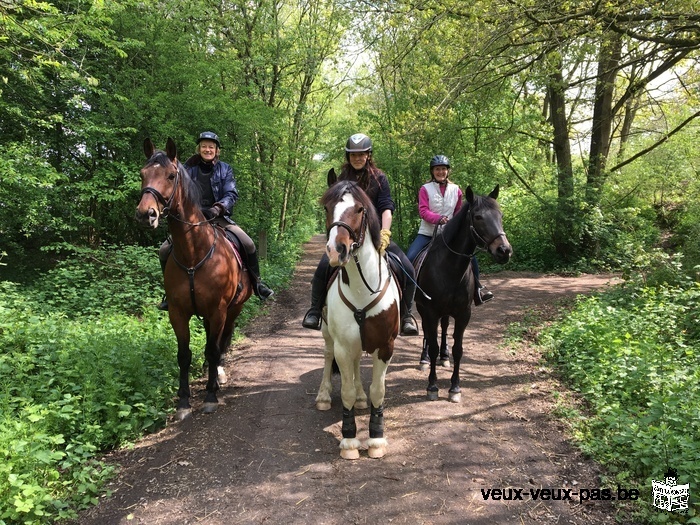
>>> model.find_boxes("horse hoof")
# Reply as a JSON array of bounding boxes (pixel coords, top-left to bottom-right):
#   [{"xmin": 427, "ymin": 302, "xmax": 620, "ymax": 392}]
[
  {"xmin": 448, "ymin": 392, "xmax": 462, "ymax": 403},
  {"xmin": 340, "ymin": 448, "xmax": 360, "ymax": 460},
  {"xmin": 427, "ymin": 390, "xmax": 439, "ymax": 401},
  {"xmin": 176, "ymin": 408, "xmax": 192, "ymax": 421},
  {"xmin": 419, "ymin": 362, "xmax": 429, "ymax": 371},
  {"xmin": 439, "ymin": 359, "xmax": 450, "ymax": 368},
  {"xmin": 217, "ymin": 366, "xmax": 227, "ymax": 385},
  {"xmin": 316, "ymin": 401, "xmax": 331, "ymax": 411},
  {"xmin": 355, "ymin": 399, "xmax": 368, "ymax": 410},
  {"xmin": 368, "ymin": 445, "xmax": 386, "ymax": 459},
  {"xmin": 202, "ymin": 402, "xmax": 218, "ymax": 414}
]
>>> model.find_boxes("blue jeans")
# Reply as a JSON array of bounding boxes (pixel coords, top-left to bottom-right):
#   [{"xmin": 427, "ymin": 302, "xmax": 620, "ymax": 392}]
[{"xmin": 406, "ymin": 234, "xmax": 432, "ymax": 263}]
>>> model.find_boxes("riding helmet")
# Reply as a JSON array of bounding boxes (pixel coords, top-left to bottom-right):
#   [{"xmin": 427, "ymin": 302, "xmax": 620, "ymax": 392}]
[
  {"xmin": 430, "ymin": 154, "xmax": 450, "ymax": 169},
  {"xmin": 197, "ymin": 131, "xmax": 221, "ymax": 148},
  {"xmin": 345, "ymin": 133, "xmax": 373, "ymax": 153}
]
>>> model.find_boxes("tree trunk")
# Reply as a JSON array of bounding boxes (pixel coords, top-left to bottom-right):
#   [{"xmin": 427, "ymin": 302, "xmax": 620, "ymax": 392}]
[
  {"xmin": 547, "ymin": 62, "xmax": 577, "ymax": 260},
  {"xmin": 586, "ymin": 32, "xmax": 622, "ymax": 206}
]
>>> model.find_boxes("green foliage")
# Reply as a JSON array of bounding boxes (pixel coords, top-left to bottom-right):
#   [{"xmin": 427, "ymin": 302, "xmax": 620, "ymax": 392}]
[
  {"xmin": 542, "ymin": 275, "xmax": 700, "ymax": 523},
  {"xmin": 0, "ymin": 234, "xmax": 304, "ymax": 523}
]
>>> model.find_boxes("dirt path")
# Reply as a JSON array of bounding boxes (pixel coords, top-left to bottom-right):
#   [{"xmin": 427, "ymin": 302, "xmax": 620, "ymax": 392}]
[{"xmin": 77, "ymin": 235, "xmax": 625, "ymax": 525}]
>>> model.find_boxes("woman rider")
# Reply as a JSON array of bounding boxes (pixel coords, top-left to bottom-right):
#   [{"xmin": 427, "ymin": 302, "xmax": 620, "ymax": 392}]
[
  {"xmin": 302, "ymin": 133, "xmax": 419, "ymax": 336},
  {"xmin": 406, "ymin": 154, "xmax": 493, "ymax": 305},
  {"xmin": 157, "ymin": 131, "xmax": 273, "ymax": 309}
]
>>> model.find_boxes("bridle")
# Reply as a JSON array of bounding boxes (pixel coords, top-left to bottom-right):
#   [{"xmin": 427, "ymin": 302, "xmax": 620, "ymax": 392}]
[
  {"xmin": 140, "ymin": 162, "xmax": 180, "ymax": 219},
  {"xmin": 327, "ymin": 206, "xmax": 384, "ymax": 294},
  {"xmin": 441, "ymin": 202, "xmax": 507, "ymax": 258}
]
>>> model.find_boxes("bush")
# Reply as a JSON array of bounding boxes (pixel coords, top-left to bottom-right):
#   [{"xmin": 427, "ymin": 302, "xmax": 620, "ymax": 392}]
[{"xmin": 542, "ymin": 279, "xmax": 700, "ymax": 523}]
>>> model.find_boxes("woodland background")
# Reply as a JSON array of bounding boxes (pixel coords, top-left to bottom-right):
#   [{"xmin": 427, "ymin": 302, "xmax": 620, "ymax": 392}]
[{"xmin": 0, "ymin": 1, "xmax": 699, "ymax": 524}]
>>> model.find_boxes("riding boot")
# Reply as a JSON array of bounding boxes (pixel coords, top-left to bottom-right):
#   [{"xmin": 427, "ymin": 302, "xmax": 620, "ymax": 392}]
[
  {"xmin": 400, "ymin": 279, "xmax": 419, "ymax": 336},
  {"xmin": 473, "ymin": 277, "xmax": 493, "ymax": 306},
  {"xmin": 302, "ymin": 268, "xmax": 327, "ymax": 330},
  {"xmin": 246, "ymin": 251, "xmax": 274, "ymax": 300}
]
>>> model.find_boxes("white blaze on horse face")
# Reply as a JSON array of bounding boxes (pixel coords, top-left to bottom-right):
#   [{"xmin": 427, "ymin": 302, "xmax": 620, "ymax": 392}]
[{"xmin": 326, "ymin": 193, "xmax": 356, "ymax": 266}]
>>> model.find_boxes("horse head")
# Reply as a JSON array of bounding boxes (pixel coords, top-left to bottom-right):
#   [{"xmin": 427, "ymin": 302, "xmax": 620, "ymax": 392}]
[
  {"xmin": 322, "ymin": 181, "xmax": 380, "ymax": 267},
  {"xmin": 465, "ymin": 185, "xmax": 512, "ymax": 264},
  {"xmin": 135, "ymin": 138, "xmax": 180, "ymax": 229}
]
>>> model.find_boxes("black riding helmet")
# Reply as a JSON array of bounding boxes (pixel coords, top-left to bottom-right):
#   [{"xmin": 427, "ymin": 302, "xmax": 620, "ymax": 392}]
[
  {"xmin": 345, "ymin": 133, "xmax": 372, "ymax": 153},
  {"xmin": 430, "ymin": 154, "xmax": 450, "ymax": 169},
  {"xmin": 197, "ymin": 131, "xmax": 221, "ymax": 148}
]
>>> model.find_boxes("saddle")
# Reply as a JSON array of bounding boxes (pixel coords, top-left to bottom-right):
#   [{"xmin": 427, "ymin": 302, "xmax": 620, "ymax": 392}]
[{"xmin": 215, "ymin": 224, "xmax": 245, "ymax": 270}]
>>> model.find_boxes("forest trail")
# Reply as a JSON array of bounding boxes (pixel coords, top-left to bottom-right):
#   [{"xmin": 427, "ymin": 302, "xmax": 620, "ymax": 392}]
[{"xmin": 77, "ymin": 235, "xmax": 626, "ymax": 525}]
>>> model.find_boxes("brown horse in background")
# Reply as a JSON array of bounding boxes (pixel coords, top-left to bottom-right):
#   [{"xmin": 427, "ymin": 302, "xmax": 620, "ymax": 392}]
[{"xmin": 135, "ymin": 138, "xmax": 253, "ymax": 420}]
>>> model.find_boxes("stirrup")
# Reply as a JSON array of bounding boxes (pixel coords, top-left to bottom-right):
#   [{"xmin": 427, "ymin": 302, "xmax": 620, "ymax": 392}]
[
  {"xmin": 302, "ymin": 308, "xmax": 322, "ymax": 330},
  {"xmin": 256, "ymin": 282, "xmax": 275, "ymax": 300}
]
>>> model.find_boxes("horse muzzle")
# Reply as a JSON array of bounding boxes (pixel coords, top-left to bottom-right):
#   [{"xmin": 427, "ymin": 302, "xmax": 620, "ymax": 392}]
[
  {"xmin": 327, "ymin": 240, "xmax": 353, "ymax": 267},
  {"xmin": 134, "ymin": 206, "xmax": 160, "ymax": 229},
  {"xmin": 490, "ymin": 238, "xmax": 513, "ymax": 264}
]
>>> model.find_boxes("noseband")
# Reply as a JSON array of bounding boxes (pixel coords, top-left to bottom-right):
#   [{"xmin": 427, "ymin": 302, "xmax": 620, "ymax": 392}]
[{"xmin": 326, "ymin": 207, "xmax": 368, "ymax": 254}]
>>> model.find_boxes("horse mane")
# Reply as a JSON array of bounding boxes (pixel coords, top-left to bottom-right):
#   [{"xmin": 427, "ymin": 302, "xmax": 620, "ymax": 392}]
[
  {"xmin": 322, "ymin": 181, "xmax": 381, "ymax": 249},
  {"xmin": 441, "ymin": 192, "xmax": 500, "ymax": 246},
  {"xmin": 145, "ymin": 150, "xmax": 202, "ymax": 207}
]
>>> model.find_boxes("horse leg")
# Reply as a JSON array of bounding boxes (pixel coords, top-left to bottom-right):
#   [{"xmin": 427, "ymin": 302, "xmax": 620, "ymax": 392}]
[
  {"xmin": 170, "ymin": 312, "xmax": 193, "ymax": 420},
  {"xmin": 424, "ymin": 319, "xmax": 441, "ymax": 401},
  {"xmin": 315, "ymin": 333, "xmax": 335, "ymax": 411},
  {"xmin": 366, "ymin": 353, "xmax": 391, "ymax": 458},
  {"xmin": 336, "ymin": 349, "xmax": 361, "ymax": 460},
  {"xmin": 448, "ymin": 316, "xmax": 470, "ymax": 403},
  {"xmin": 216, "ymin": 314, "xmax": 236, "ymax": 386},
  {"xmin": 439, "ymin": 316, "xmax": 450, "ymax": 367},
  {"xmin": 202, "ymin": 319, "xmax": 226, "ymax": 414},
  {"xmin": 353, "ymin": 357, "xmax": 368, "ymax": 410}
]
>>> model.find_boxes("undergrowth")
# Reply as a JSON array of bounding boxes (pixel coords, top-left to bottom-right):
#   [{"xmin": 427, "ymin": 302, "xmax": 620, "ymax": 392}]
[
  {"xmin": 0, "ymin": 237, "xmax": 304, "ymax": 524},
  {"xmin": 540, "ymin": 262, "xmax": 700, "ymax": 524}
]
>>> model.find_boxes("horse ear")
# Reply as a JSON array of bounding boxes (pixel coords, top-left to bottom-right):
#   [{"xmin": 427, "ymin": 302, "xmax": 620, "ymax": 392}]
[
  {"xmin": 490, "ymin": 184, "xmax": 500, "ymax": 200},
  {"xmin": 327, "ymin": 168, "xmax": 338, "ymax": 187},
  {"xmin": 165, "ymin": 138, "xmax": 178, "ymax": 161},
  {"xmin": 465, "ymin": 185, "xmax": 475, "ymax": 204},
  {"xmin": 143, "ymin": 138, "xmax": 155, "ymax": 159}
]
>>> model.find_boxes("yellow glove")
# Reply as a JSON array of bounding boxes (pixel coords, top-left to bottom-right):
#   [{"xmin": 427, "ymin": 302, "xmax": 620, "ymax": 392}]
[{"xmin": 379, "ymin": 229, "xmax": 392, "ymax": 255}]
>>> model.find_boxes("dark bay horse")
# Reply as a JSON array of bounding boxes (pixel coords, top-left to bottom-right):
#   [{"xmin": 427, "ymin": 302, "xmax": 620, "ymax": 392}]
[
  {"xmin": 135, "ymin": 138, "xmax": 253, "ymax": 420},
  {"xmin": 414, "ymin": 185, "xmax": 512, "ymax": 402},
  {"xmin": 315, "ymin": 181, "xmax": 400, "ymax": 459}
]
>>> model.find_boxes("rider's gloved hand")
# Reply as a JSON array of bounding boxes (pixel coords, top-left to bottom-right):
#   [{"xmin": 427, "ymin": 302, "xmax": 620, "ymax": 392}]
[
  {"xmin": 202, "ymin": 203, "xmax": 224, "ymax": 220},
  {"xmin": 379, "ymin": 229, "xmax": 391, "ymax": 255}
]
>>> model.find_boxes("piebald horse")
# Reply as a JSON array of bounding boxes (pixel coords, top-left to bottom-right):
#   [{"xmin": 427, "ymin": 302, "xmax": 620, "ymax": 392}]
[{"xmin": 315, "ymin": 181, "xmax": 400, "ymax": 459}]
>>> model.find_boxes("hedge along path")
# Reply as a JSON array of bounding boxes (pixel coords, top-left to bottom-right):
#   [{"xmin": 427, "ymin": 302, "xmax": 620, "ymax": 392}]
[{"xmin": 76, "ymin": 234, "xmax": 627, "ymax": 525}]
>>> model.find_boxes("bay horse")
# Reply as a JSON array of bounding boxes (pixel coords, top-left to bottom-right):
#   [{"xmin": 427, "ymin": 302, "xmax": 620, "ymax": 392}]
[
  {"xmin": 414, "ymin": 185, "xmax": 512, "ymax": 402},
  {"xmin": 135, "ymin": 138, "xmax": 253, "ymax": 420},
  {"xmin": 315, "ymin": 180, "xmax": 400, "ymax": 460}
]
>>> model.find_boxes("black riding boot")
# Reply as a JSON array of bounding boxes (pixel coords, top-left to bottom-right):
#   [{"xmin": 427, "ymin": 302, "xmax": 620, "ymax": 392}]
[
  {"xmin": 246, "ymin": 251, "xmax": 274, "ymax": 300},
  {"xmin": 473, "ymin": 278, "xmax": 493, "ymax": 306},
  {"xmin": 400, "ymin": 279, "xmax": 419, "ymax": 336},
  {"xmin": 302, "ymin": 266, "xmax": 327, "ymax": 330}
]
